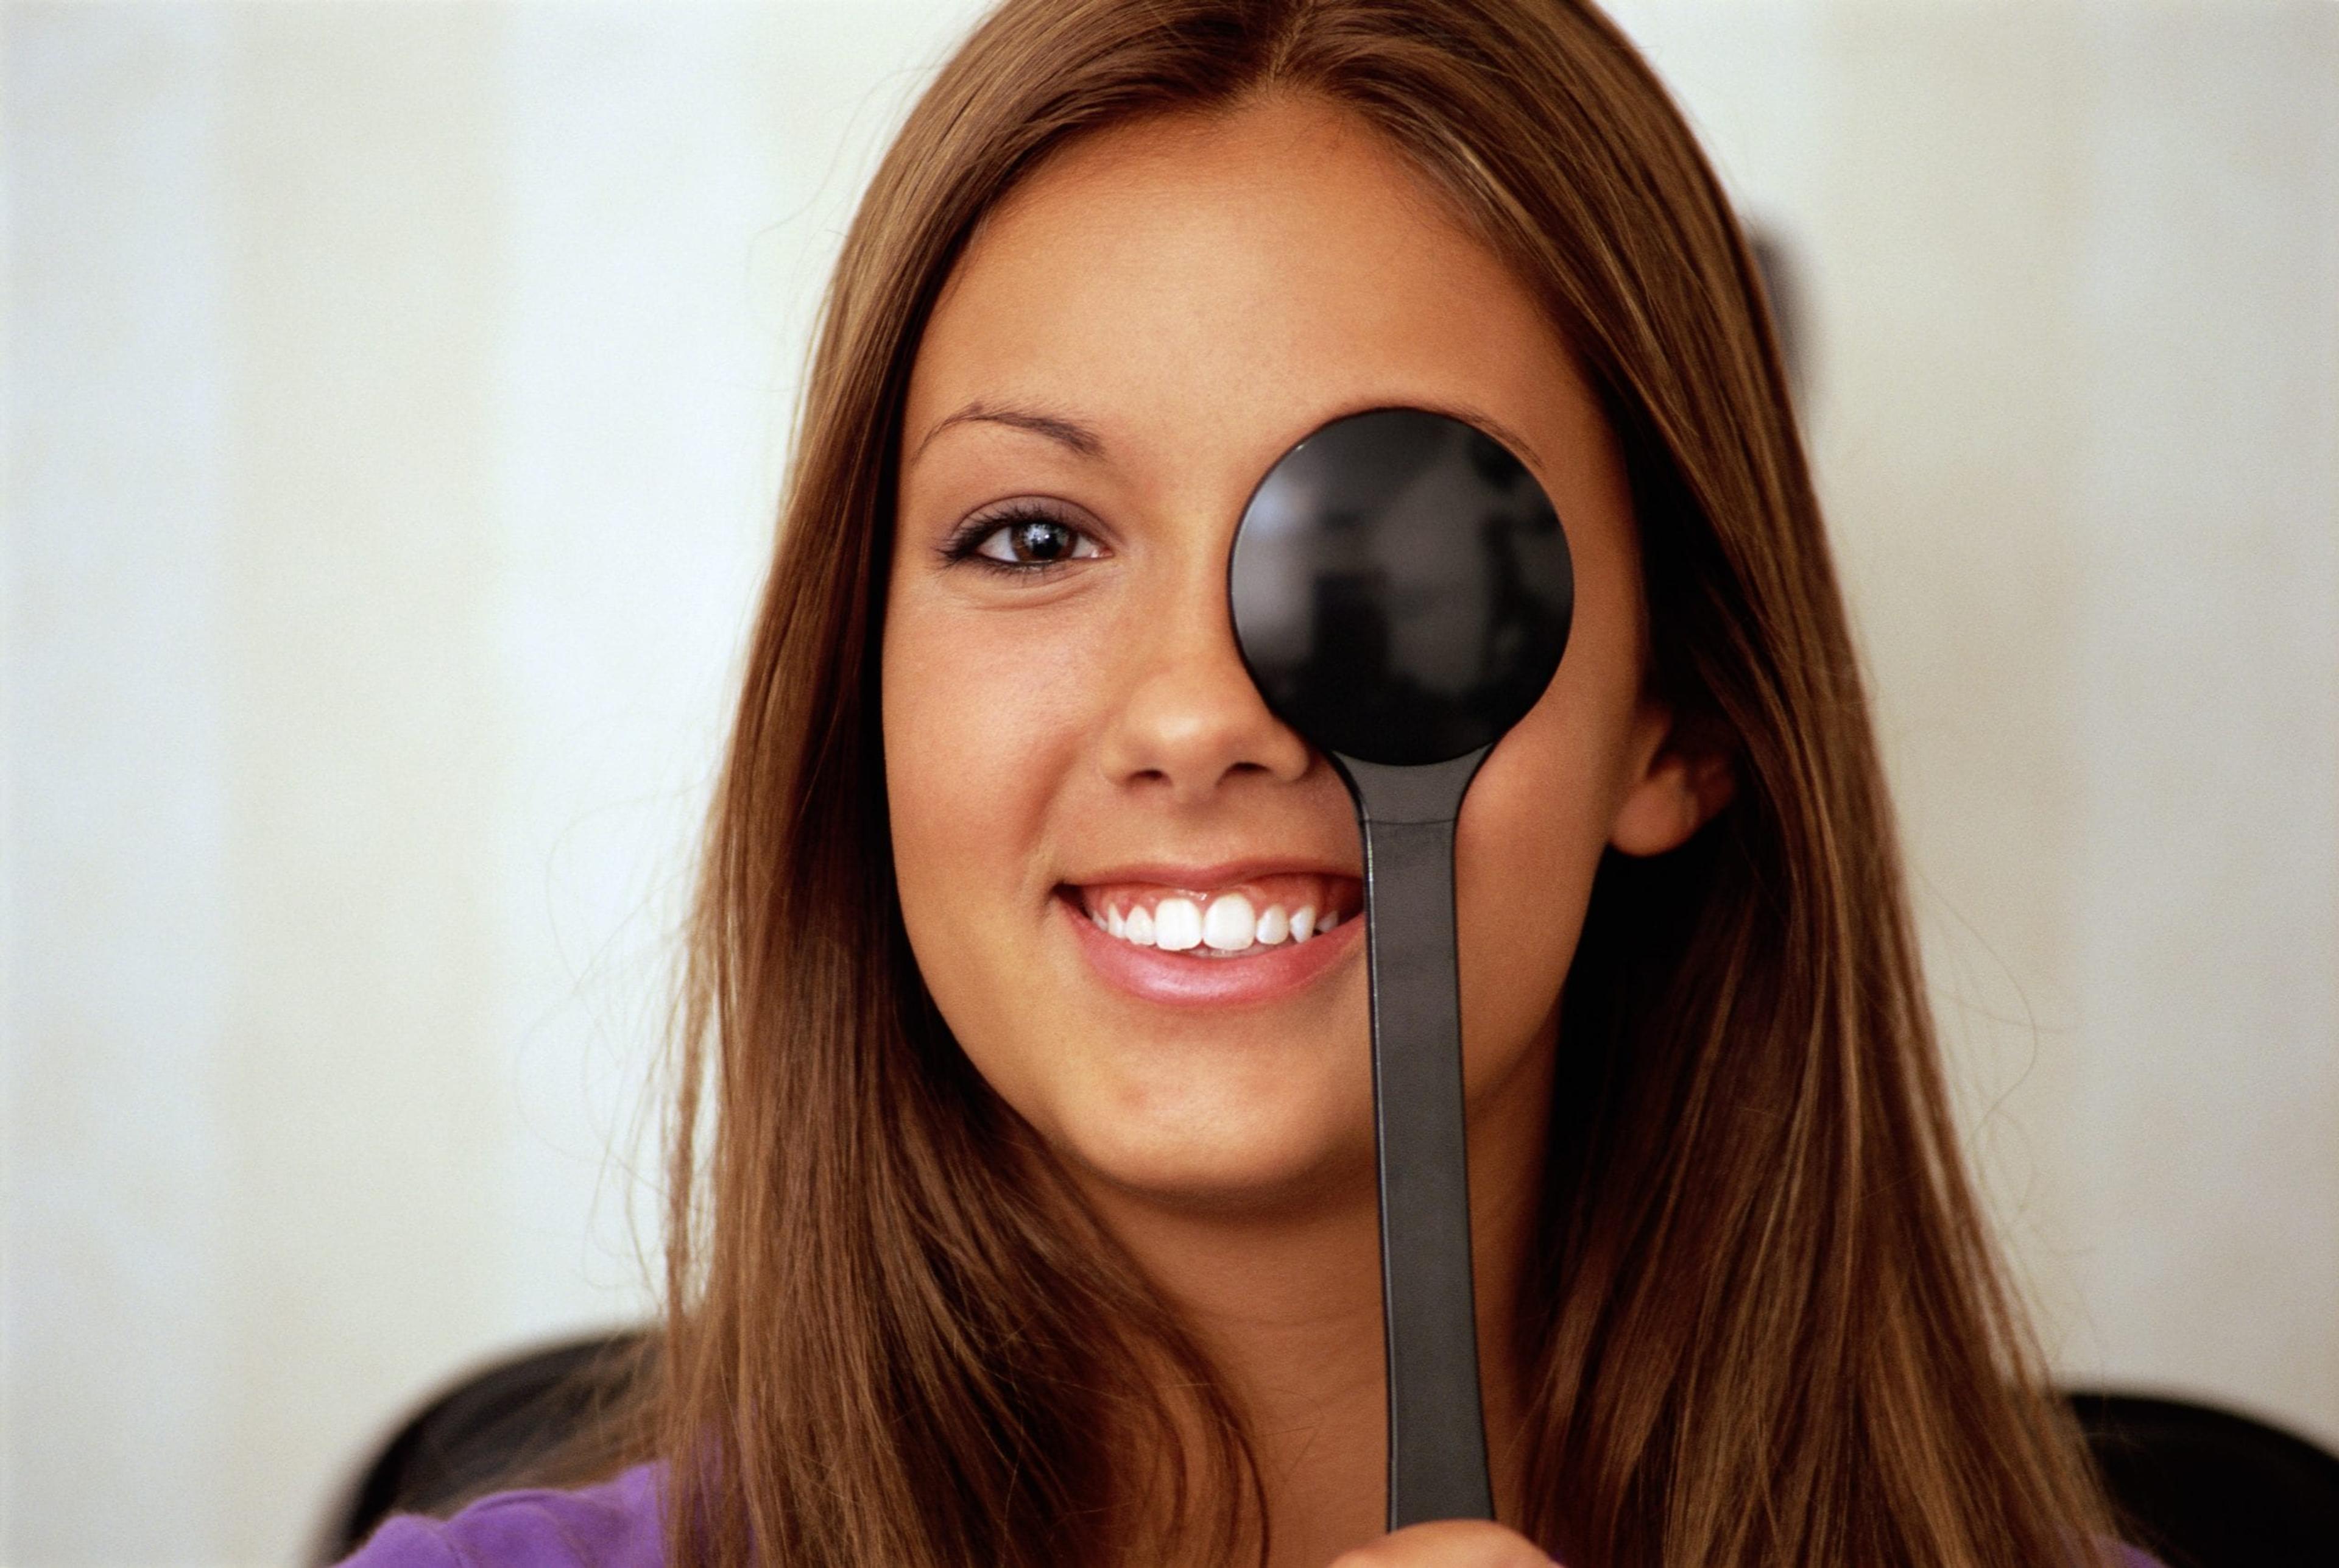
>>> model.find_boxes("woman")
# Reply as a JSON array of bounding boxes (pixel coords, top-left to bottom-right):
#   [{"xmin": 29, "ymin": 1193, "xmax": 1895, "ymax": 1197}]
[{"xmin": 347, "ymin": 1, "xmax": 2142, "ymax": 1564}]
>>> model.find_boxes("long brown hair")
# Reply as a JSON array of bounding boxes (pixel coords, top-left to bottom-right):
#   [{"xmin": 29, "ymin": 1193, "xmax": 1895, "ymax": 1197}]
[{"xmin": 655, "ymin": 2, "xmax": 2112, "ymax": 1564}]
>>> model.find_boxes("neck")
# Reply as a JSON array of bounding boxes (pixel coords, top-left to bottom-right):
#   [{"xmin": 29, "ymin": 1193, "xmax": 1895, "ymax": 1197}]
[{"xmin": 1076, "ymin": 1040, "xmax": 1554, "ymax": 1568}]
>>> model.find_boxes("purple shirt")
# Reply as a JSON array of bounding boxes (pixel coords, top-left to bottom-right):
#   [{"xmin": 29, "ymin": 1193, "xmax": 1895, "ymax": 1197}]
[
  {"xmin": 339, "ymin": 1464, "xmax": 664, "ymax": 1568},
  {"xmin": 338, "ymin": 1463, "xmax": 2164, "ymax": 1568}
]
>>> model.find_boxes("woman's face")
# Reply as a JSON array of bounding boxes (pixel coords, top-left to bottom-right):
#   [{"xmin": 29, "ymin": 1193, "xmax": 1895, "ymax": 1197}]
[{"xmin": 884, "ymin": 96, "xmax": 1704, "ymax": 1213}]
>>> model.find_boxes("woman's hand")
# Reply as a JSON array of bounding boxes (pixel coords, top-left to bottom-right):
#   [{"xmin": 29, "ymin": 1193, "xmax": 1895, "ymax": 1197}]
[{"xmin": 1328, "ymin": 1520, "xmax": 1559, "ymax": 1567}]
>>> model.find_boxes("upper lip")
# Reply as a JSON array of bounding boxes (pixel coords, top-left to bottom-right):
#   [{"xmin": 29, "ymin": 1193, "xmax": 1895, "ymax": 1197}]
[{"xmin": 1061, "ymin": 856, "xmax": 1361, "ymax": 890}]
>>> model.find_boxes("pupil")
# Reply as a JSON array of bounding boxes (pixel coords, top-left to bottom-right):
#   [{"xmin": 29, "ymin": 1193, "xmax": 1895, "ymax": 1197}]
[{"xmin": 1014, "ymin": 520, "xmax": 1070, "ymax": 561}]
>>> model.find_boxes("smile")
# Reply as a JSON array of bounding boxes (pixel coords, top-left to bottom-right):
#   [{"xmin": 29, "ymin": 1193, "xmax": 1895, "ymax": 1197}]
[
  {"xmin": 1059, "ymin": 872, "xmax": 1366, "ymax": 1008},
  {"xmin": 1077, "ymin": 875, "xmax": 1360, "ymax": 958}
]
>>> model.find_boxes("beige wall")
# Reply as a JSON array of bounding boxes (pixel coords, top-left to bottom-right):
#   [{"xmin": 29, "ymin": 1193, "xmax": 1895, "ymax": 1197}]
[
  {"xmin": 5, "ymin": 2, "xmax": 2334, "ymax": 1564},
  {"xmin": 1618, "ymin": 0, "xmax": 2339, "ymax": 1436}
]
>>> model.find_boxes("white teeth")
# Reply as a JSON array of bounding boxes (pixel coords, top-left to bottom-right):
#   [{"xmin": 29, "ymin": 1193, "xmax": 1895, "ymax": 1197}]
[
  {"xmin": 1201, "ymin": 893, "xmax": 1256, "ymax": 952},
  {"xmin": 1090, "ymin": 889, "xmax": 1345, "ymax": 954},
  {"xmin": 1152, "ymin": 897, "xmax": 1202, "ymax": 951}
]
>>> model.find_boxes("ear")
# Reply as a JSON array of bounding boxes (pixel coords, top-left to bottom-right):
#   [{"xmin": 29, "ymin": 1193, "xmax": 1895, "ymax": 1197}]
[{"xmin": 1609, "ymin": 700, "xmax": 1736, "ymax": 857}]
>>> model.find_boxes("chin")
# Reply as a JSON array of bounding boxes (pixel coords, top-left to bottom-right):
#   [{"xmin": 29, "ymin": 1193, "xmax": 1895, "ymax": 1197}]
[{"xmin": 1051, "ymin": 1084, "xmax": 1378, "ymax": 1215}]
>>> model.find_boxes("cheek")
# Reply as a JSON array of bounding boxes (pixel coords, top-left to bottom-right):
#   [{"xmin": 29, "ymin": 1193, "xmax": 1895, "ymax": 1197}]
[
  {"xmin": 1451, "ymin": 669, "xmax": 1633, "ymax": 1087},
  {"xmin": 880, "ymin": 601, "xmax": 1086, "ymax": 972},
  {"xmin": 879, "ymin": 592, "xmax": 1104, "ymax": 1104}
]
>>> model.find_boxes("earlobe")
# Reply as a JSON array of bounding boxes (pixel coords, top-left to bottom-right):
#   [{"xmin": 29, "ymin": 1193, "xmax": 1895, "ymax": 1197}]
[{"xmin": 1609, "ymin": 710, "xmax": 1735, "ymax": 857}]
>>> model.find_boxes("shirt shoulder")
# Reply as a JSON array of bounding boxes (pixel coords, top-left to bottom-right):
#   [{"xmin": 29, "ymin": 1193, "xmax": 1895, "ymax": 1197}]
[{"xmin": 336, "ymin": 1463, "xmax": 664, "ymax": 1568}]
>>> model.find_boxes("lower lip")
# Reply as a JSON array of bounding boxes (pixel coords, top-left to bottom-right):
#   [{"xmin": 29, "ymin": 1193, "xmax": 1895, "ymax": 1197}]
[{"xmin": 1060, "ymin": 892, "xmax": 1365, "ymax": 1008}]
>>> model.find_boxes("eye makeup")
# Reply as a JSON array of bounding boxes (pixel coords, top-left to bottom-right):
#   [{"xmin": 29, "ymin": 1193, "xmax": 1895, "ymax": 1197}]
[{"xmin": 937, "ymin": 497, "xmax": 1107, "ymax": 575}]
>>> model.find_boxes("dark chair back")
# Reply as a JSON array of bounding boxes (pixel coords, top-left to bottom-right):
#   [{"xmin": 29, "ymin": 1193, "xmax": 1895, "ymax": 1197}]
[
  {"xmin": 2066, "ymin": 1389, "xmax": 2339, "ymax": 1568},
  {"xmin": 316, "ymin": 1343, "xmax": 2339, "ymax": 1568},
  {"xmin": 311, "ymin": 1330, "xmax": 654, "ymax": 1566}
]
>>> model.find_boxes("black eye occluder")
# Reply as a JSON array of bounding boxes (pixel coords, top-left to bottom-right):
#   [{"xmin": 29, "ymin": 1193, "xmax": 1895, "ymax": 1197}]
[{"xmin": 1226, "ymin": 406, "xmax": 1573, "ymax": 1531}]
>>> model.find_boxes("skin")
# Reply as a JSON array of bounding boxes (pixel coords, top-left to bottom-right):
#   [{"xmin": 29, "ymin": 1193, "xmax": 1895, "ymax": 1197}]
[{"xmin": 883, "ymin": 94, "xmax": 1726, "ymax": 1568}]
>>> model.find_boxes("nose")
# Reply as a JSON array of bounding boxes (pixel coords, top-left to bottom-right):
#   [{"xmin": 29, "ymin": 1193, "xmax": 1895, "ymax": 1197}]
[{"xmin": 1097, "ymin": 571, "xmax": 1313, "ymax": 805}]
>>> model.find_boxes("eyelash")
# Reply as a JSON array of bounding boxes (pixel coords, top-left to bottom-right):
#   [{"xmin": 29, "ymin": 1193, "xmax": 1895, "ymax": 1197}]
[{"xmin": 939, "ymin": 503, "xmax": 1105, "ymax": 576}]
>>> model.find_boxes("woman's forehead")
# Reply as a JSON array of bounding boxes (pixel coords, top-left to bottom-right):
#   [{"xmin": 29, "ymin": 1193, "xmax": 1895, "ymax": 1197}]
[{"xmin": 902, "ymin": 96, "xmax": 1601, "ymax": 496}]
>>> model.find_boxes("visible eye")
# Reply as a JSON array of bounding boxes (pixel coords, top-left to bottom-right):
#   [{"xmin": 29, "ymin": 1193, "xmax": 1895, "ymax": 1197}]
[{"xmin": 944, "ymin": 503, "xmax": 1106, "ymax": 574}]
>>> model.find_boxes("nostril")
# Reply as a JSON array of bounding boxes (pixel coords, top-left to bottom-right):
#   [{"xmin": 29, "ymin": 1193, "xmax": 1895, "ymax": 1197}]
[{"xmin": 1096, "ymin": 669, "xmax": 1314, "ymax": 795}]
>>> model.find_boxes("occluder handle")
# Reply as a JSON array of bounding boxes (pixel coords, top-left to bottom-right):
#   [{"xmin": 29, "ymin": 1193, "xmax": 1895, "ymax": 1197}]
[{"xmin": 1352, "ymin": 763, "xmax": 1494, "ymax": 1529}]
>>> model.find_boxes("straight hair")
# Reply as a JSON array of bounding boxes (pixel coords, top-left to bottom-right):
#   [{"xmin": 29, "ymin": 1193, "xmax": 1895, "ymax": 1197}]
[{"xmin": 654, "ymin": 2, "xmax": 2115, "ymax": 1564}]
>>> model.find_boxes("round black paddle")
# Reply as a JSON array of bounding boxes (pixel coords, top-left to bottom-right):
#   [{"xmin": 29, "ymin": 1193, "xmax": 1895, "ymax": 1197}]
[{"xmin": 1228, "ymin": 407, "xmax": 1574, "ymax": 1528}]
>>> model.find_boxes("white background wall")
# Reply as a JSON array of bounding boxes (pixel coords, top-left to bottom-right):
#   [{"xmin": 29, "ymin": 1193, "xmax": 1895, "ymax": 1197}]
[{"xmin": 4, "ymin": 2, "xmax": 2334, "ymax": 1564}]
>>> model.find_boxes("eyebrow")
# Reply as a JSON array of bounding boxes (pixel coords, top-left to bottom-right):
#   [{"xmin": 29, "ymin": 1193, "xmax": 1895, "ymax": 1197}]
[
  {"xmin": 908, "ymin": 397, "xmax": 1545, "ymax": 474},
  {"xmin": 912, "ymin": 401, "xmax": 1106, "ymax": 462}
]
